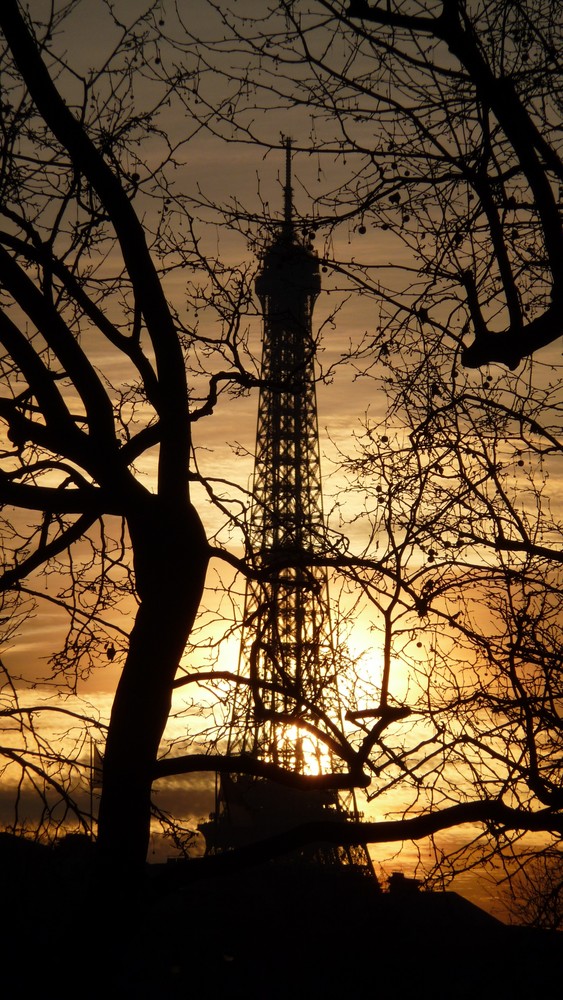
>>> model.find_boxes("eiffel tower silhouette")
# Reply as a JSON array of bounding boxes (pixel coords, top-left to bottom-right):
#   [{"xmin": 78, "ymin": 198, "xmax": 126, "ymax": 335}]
[{"xmin": 201, "ymin": 140, "xmax": 373, "ymax": 874}]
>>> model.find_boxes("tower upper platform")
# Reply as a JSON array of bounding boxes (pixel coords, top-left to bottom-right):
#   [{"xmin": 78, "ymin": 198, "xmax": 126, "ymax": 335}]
[{"xmin": 255, "ymin": 138, "xmax": 321, "ymax": 304}]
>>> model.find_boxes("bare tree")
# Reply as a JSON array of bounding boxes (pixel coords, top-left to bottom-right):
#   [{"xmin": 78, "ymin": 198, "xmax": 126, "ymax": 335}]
[
  {"xmin": 505, "ymin": 849, "xmax": 563, "ymax": 929},
  {"xmin": 0, "ymin": 0, "xmax": 213, "ymax": 866},
  {"xmin": 183, "ymin": 0, "xmax": 563, "ymax": 370},
  {"xmin": 331, "ymin": 360, "xmax": 563, "ymax": 885},
  {"xmin": 172, "ymin": 0, "xmax": 563, "ymax": 888}
]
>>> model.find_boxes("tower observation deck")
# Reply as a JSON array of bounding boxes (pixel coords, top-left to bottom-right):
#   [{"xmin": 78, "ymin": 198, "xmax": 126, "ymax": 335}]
[{"xmin": 201, "ymin": 141, "xmax": 373, "ymax": 872}]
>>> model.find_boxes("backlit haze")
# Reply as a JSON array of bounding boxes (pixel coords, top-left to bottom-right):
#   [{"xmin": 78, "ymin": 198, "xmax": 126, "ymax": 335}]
[{"xmin": 3, "ymin": 0, "xmax": 561, "ymax": 920}]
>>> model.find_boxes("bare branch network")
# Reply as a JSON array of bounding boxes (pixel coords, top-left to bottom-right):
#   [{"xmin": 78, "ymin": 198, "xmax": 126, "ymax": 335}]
[{"xmin": 0, "ymin": 0, "xmax": 561, "ymax": 895}]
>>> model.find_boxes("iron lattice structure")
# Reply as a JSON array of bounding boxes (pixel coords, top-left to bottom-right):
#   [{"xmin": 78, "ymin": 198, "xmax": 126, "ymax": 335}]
[{"xmin": 202, "ymin": 143, "xmax": 372, "ymax": 871}]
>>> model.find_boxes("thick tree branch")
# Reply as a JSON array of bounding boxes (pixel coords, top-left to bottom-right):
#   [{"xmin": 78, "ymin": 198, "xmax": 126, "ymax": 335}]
[
  {"xmin": 0, "ymin": 229, "xmax": 161, "ymax": 408},
  {"xmin": 172, "ymin": 669, "xmax": 354, "ymax": 759},
  {"xmin": 0, "ymin": 306, "xmax": 85, "ymax": 455},
  {"xmin": 343, "ymin": 0, "xmax": 439, "ymax": 36},
  {"xmin": 157, "ymin": 800, "xmax": 563, "ymax": 882},
  {"xmin": 343, "ymin": 0, "xmax": 563, "ymax": 369},
  {"xmin": 153, "ymin": 753, "xmax": 369, "ymax": 789},
  {"xmin": 0, "ymin": 243, "xmax": 117, "ymax": 445},
  {"xmin": 0, "ymin": 480, "xmax": 117, "ymax": 515},
  {"xmin": 0, "ymin": 511, "xmax": 97, "ymax": 591}
]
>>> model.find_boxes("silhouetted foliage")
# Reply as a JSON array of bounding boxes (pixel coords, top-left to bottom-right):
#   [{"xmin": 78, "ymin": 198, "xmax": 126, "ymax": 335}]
[
  {"xmin": 179, "ymin": 0, "xmax": 563, "ymax": 894},
  {"xmin": 185, "ymin": 0, "xmax": 563, "ymax": 369},
  {"xmin": 506, "ymin": 848, "xmax": 563, "ymax": 930}
]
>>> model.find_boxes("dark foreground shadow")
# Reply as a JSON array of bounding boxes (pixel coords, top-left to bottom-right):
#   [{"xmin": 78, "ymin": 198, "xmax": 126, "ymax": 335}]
[{"xmin": 1, "ymin": 834, "xmax": 561, "ymax": 999}]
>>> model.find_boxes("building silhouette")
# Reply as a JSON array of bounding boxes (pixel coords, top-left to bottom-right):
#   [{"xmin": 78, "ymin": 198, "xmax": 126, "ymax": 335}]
[{"xmin": 201, "ymin": 140, "xmax": 372, "ymax": 872}]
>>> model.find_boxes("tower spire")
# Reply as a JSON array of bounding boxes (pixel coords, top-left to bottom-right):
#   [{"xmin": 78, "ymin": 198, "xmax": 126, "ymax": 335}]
[{"xmin": 282, "ymin": 134, "xmax": 294, "ymax": 239}]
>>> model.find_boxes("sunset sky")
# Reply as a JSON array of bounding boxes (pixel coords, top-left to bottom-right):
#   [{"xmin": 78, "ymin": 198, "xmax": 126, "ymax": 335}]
[
  {"xmin": 6, "ymin": 0, "xmax": 399, "ymax": 662},
  {"xmin": 2, "ymin": 0, "xmax": 561, "ymax": 922}
]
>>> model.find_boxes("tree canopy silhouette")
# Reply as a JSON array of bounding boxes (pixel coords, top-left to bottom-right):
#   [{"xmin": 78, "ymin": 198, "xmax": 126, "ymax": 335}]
[{"xmin": 186, "ymin": 0, "xmax": 563, "ymax": 369}]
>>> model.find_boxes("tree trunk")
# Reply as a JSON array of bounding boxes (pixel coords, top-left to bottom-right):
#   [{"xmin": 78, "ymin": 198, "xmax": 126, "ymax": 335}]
[{"xmin": 97, "ymin": 494, "xmax": 208, "ymax": 869}]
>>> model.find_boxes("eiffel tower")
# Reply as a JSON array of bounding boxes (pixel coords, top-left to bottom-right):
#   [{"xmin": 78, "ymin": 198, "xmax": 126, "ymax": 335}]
[{"xmin": 202, "ymin": 140, "xmax": 373, "ymax": 873}]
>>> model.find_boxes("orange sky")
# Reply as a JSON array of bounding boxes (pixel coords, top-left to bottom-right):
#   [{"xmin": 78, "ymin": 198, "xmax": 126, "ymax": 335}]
[{"xmin": 2, "ymin": 1, "xmax": 562, "ymax": 921}]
